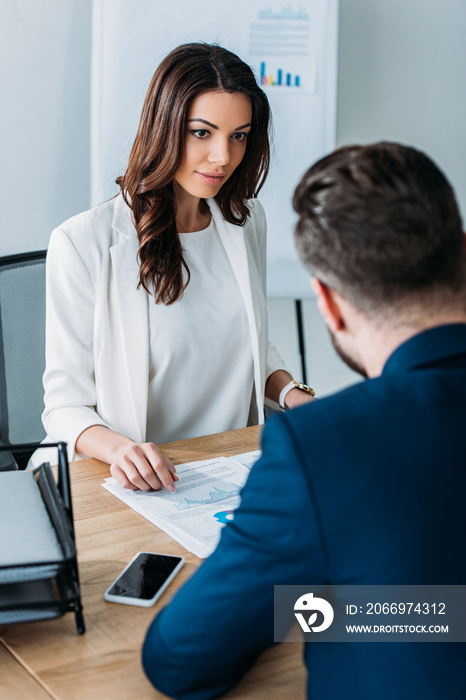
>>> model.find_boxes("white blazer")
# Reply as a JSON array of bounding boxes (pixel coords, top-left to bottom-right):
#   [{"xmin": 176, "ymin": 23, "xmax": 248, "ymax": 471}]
[{"xmin": 38, "ymin": 194, "xmax": 285, "ymax": 464}]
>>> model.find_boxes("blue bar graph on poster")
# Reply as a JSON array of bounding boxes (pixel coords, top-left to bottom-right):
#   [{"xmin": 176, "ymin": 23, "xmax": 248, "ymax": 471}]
[
  {"xmin": 260, "ymin": 62, "xmax": 266, "ymax": 83},
  {"xmin": 260, "ymin": 60, "xmax": 301, "ymax": 87}
]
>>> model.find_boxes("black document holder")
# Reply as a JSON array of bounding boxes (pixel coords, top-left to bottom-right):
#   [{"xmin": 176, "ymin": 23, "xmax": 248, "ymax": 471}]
[{"xmin": 0, "ymin": 442, "xmax": 85, "ymax": 634}]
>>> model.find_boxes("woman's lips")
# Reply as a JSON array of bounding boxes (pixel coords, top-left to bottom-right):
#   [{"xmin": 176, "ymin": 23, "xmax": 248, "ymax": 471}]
[{"xmin": 196, "ymin": 172, "xmax": 226, "ymax": 185}]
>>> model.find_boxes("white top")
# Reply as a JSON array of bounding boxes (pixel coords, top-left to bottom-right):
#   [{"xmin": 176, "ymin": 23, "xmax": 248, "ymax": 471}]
[
  {"xmin": 146, "ymin": 219, "xmax": 254, "ymax": 443},
  {"xmin": 35, "ymin": 195, "xmax": 287, "ymax": 467}
]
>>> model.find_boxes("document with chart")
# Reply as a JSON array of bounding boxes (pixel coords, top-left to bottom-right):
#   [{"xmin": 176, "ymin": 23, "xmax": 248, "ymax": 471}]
[{"xmin": 102, "ymin": 453, "xmax": 260, "ymax": 558}]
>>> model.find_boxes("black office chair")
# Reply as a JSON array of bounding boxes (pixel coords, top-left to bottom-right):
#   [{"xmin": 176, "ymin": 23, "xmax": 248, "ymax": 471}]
[{"xmin": 0, "ymin": 251, "xmax": 47, "ymax": 469}]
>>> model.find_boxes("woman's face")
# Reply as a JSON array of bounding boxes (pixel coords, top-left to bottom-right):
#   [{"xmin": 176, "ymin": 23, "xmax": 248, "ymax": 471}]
[{"xmin": 174, "ymin": 90, "xmax": 252, "ymax": 199}]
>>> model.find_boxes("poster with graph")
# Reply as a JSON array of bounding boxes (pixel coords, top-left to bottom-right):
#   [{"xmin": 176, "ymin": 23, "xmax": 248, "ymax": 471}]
[
  {"xmin": 91, "ymin": 0, "xmax": 339, "ymax": 297},
  {"xmin": 251, "ymin": 4, "xmax": 317, "ymax": 93}
]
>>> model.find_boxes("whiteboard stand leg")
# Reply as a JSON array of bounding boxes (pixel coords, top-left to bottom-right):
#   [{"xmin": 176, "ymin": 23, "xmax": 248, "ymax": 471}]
[{"xmin": 295, "ymin": 299, "xmax": 307, "ymax": 385}]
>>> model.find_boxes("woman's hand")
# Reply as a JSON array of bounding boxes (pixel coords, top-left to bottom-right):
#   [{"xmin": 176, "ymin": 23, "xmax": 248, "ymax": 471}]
[
  {"xmin": 109, "ymin": 441, "xmax": 179, "ymax": 492},
  {"xmin": 75, "ymin": 425, "xmax": 178, "ymax": 491}
]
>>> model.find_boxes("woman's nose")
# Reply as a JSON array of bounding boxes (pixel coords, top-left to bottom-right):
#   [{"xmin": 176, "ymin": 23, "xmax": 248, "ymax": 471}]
[{"xmin": 207, "ymin": 138, "xmax": 230, "ymax": 166}]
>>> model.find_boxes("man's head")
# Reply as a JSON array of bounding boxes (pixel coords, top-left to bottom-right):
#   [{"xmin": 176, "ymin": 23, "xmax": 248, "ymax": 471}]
[{"xmin": 293, "ymin": 142, "xmax": 466, "ymax": 376}]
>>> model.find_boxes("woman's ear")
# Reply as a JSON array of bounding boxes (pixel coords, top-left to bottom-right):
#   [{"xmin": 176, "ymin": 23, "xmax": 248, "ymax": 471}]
[{"xmin": 310, "ymin": 277, "xmax": 346, "ymax": 332}]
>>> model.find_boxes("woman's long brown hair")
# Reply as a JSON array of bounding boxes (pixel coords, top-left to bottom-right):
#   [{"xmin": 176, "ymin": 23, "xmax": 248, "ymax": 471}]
[{"xmin": 116, "ymin": 43, "xmax": 271, "ymax": 305}]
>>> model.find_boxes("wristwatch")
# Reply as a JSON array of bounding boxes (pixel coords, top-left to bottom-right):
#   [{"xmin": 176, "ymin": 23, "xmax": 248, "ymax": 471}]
[{"xmin": 279, "ymin": 380, "xmax": 316, "ymax": 409}]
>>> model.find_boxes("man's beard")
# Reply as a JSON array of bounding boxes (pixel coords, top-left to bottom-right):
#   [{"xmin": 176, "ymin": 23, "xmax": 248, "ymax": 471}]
[{"xmin": 328, "ymin": 327, "xmax": 368, "ymax": 378}]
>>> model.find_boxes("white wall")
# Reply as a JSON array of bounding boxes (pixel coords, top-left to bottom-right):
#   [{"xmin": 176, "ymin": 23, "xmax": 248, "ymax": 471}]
[
  {"xmin": 337, "ymin": 0, "xmax": 466, "ymax": 219},
  {"xmin": 0, "ymin": 0, "xmax": 92, "ymax": 256}
]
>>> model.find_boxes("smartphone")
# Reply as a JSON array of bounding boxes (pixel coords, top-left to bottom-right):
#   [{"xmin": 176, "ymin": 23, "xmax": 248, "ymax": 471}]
[{"xmin": 104, "ymin": 552, "xmax": 184, "ymax": 607}]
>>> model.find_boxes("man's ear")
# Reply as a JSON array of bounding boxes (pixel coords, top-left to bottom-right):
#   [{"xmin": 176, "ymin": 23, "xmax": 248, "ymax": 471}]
[{"xmin": 310, "ymin": 277, "xmax": 345, "ymax": 332}]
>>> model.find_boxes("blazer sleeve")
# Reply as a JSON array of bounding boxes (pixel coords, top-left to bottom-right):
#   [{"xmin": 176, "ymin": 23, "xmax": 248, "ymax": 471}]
[
  {"xmin": 42, "ymin": 227, "xmax": 111, "ymax": 460},
  {"xmin": 250, "ymin": 199, "xmax": 289, "ymax": 380},
  {"xmin": 142, "ymin": 413, "xmax": 326, "ymax": 700}
]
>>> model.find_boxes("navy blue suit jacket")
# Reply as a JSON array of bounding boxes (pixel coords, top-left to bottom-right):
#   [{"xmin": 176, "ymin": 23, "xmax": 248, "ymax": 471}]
[{"xmin": 143, "ymin": 324, "xmax": 466, "ymax": 699}]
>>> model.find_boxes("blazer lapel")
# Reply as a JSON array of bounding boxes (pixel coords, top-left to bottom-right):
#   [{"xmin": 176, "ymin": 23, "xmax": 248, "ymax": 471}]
[
  {"xmin": 207, "ymin": 198, "xmax": 264, "ymax": 420},
  {"xmin": 109, "ymin": 197, "xmax": 149, "ymax": 442}
]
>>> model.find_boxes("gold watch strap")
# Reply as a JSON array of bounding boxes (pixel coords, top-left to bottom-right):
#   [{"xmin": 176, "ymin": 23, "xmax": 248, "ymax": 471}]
[{"xmin": 292, "ymin": 380, "xmax": 316, "ymax": 397}]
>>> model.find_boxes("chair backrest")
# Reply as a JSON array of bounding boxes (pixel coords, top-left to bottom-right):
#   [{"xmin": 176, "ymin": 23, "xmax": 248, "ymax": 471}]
[{"xmin": 0, "ymin": 251, "xmax": 47, "ymax": 460}]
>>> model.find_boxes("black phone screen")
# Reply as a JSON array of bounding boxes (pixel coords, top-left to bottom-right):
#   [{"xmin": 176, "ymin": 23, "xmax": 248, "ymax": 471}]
[{"xmin": 107, "ymin": 553, "xmax": 183, "ymax": 600}]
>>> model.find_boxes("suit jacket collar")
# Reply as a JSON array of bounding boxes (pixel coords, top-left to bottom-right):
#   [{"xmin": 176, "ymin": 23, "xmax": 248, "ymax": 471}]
[
  {"xmin": 206, "ymin": 198, "xmax": 254, "ymax": 308},
  {"xmin": 383, "ymin": 324, "xmax": 466, "ymax": 375},
  {"xmin": 111, "ymin": 192, "xmax": 135, "ymax": 238},
  {"xmin": 109, "ymin": 194, "xmax": 149, "ymax": 442},
  {"xmin": 207, "ymin": 197, "xmax": 263, "ymax": 420}
]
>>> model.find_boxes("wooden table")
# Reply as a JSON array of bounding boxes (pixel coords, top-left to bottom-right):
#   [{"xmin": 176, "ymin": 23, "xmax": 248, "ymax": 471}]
[{"xmin": 0, "ymin": 426, "xmax": 306, "ymax": 700}]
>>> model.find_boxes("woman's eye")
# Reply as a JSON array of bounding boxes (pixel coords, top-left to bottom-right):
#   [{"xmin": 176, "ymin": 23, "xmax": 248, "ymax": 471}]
[
  {"xmin": 190, "ymin": 129, "xmax": 210, "ymax": 138},
  {"xmin": 232, "ymin": 132, "xmax": 248, "ymax": 142}
]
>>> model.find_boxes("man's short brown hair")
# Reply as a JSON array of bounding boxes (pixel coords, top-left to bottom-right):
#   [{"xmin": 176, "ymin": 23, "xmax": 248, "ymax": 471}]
[{"xmin": 293, "ymin": 142, "xmax": 465, "ymax": 316}]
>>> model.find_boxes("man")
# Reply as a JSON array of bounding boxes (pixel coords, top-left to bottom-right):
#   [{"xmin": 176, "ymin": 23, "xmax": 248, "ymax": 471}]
[{"xmin": 142, "ymin": 142, "xmax": 466, "ymax": 699}]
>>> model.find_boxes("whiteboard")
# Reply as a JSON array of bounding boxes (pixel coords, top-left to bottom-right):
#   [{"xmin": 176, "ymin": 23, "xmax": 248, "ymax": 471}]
[{"xmin": 91, "ymin": 0, "xmax": 339, "ymax": 297}]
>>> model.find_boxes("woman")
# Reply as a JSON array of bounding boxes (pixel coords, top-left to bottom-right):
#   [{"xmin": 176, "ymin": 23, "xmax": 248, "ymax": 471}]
[{"xmin": 41, "ymin": 43, "xmax": 314, "ymax": 490}]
